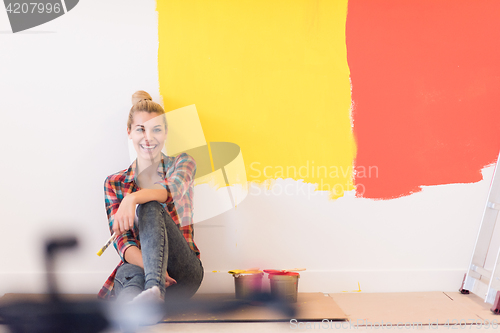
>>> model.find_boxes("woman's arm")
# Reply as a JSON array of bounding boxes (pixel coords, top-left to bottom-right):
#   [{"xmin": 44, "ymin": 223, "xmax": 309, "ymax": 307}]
[
  {"xmin": 158, "ymin": 153, "xmax": 196, "ymax": 203},
  {"xmin": 132, "ymin": 185, "xmax": 169, "ymax": 204},
  {"xmin": 113, "ymin": 184, "xmax": 167, "ymax": 234},
  {"xmin": 124, "ymin": 246, "xmax": 144, "ymax": 268},
  {"xmin": 114, "ymin": 154, "xmax": 195, "ymax": 232},
  {"xmin": 117, "ymin": 186, "xmax": 167, "ymax": 268}
]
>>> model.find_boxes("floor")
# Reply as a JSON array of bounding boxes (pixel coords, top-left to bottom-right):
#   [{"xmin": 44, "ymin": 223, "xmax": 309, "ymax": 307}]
[{"xmin": 1, "ymin": 291, "xmax": 499, "ymax": 332}]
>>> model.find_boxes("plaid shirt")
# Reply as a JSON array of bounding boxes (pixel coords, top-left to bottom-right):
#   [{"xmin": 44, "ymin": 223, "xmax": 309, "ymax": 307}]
[{"xmin": 98, "ymin": 152, "xmax": 200, "ymax": 300}]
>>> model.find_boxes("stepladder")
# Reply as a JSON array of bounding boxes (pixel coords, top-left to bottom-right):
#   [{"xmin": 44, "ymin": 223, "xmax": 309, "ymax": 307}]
[{"xmin": 461, "ymin": 150, "xmax": 500, "ymax": 314}]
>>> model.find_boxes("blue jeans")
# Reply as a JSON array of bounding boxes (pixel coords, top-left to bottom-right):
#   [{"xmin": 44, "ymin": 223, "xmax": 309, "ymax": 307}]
[{"xmin": 113, "ymin": 201, "xmax": 204, "ymax": 302}]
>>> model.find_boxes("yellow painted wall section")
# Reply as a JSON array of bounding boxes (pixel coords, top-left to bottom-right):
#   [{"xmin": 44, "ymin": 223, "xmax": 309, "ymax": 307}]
[{"xmin": 157, "ymin": 0, "xmax": 355, "ymax": 198}]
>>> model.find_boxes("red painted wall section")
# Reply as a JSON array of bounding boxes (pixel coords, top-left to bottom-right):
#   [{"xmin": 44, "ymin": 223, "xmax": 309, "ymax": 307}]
[{"xmin": 347, "ymin": 0, "xmax": 500, "ymax": 199}]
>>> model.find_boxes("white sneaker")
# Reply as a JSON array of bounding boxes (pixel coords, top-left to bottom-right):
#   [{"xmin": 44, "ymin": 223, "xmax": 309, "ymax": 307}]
[
  {"xmin": 127, "ymin": 286, "xmax": 165, "ymax": 326},
  {"xmin": 131, "ymin": 286, "xmax": 164, "ymax": 304}
]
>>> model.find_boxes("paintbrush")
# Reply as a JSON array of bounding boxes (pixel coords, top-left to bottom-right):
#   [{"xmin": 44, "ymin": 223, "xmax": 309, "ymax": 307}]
[{"xmin": 97, "ymin": 233, "xmax": 116, "ymax": 256}]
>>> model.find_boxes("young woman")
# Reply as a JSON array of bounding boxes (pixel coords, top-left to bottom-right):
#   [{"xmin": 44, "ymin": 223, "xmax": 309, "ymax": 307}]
[{"xmin": 98, "ymin": 91, "xmax": 203, "ymax": 304}]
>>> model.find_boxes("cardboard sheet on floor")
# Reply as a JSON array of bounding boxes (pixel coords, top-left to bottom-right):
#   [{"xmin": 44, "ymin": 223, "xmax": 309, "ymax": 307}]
[
  {"xmin": 0, "ymin": 293, "xmax": 347, "ymax": 323},
  {"xmin": 443, "ymin": 291, "xmax": 500, "ymax": 322},
  {"xmin": 163, "ymin": 292, "xmax": 346, "ymax": 322},
  {"xmin": 330, "ymin": 291, "xmax": 485, "ymax": 326}
]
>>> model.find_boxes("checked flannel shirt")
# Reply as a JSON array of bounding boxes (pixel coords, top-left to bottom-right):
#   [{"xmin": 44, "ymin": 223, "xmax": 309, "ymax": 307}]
[{"xmin": 98, "ymin": 152, "xmax": 200, "ymax": 300}]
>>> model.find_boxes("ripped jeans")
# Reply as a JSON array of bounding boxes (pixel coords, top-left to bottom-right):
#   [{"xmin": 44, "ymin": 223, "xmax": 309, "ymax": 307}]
[{"xmin": 113, "ymin": 201, "xmax": 204, "ymax": 302}]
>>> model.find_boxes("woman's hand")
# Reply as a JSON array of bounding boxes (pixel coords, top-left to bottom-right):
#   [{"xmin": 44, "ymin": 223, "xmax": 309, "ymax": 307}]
[
  {"xmin": 113, "ymin": 193, "xmax": 137, "ymax": 234},
  {"xmin": 166, "ymin": 271, "xmax": 177, "ymax": 288}
]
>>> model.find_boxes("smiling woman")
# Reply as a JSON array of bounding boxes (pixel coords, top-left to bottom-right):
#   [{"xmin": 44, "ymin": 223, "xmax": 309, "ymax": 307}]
[
  {"xmin": 127, "ymin": 94, "xmax": 168, "ymax": 177},
  {"xmin": 98, "ymin": 91, "xmax": 203, "ymax": 324}
]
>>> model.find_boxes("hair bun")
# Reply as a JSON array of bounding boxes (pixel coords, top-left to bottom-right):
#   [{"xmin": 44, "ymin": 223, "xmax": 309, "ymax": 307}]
[{"xmin": 132, "ymin": 90, "xmax": 153, "ymax": 105}]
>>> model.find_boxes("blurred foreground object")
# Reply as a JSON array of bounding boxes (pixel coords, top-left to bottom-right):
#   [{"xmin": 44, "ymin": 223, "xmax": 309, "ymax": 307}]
[
  {"xmin": 0, "ymin": 236, "xmax": 296, "ymax": 332},
  {"xmin": 0, "ymin": 236, "xmax": 109, "ymax": 333}
]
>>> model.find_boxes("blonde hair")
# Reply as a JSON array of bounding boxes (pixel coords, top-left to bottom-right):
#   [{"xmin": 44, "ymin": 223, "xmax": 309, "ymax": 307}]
[{"xmin": 127, "ymin": 90, "xmax": 167, "ymax": 130}]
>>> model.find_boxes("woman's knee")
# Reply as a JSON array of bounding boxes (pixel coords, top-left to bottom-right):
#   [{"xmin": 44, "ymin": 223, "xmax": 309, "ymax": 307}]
[
  {"xmin": 137, "ymin": 202, "xmax": 166, "ymax": 228},
  {"xmin": 138, "ymin": 201, "xmax": 164, "ymax": 215},
  {"xmin": 115, "ymin": 263, "xmax": 145, "ymax": 289}
]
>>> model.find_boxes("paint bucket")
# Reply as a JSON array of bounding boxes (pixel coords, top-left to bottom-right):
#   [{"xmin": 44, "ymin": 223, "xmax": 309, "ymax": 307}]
[
  {"xmin": 267, "ymin": 271, "xmax": 300, "ymax": 303},
  {"xmin": 230, "ymin": 270, "xmax": 264, "ymax": 299}
]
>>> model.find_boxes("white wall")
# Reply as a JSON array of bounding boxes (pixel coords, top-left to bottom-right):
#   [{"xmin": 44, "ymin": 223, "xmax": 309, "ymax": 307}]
[
  {"xmin": 0, "ymin": 0, "xmax": 489, "ymax": 296},
  {"xmin": 0, "ymin": 0, "xmax": 161, "ymax": 295}
]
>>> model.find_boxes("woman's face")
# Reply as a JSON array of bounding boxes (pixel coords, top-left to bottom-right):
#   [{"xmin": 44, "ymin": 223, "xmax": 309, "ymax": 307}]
[{"xmin": 127, "ymin": 111, "xmax": 167, "ymax": 161}]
